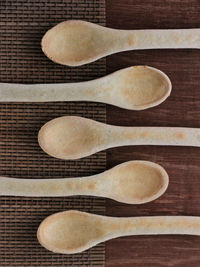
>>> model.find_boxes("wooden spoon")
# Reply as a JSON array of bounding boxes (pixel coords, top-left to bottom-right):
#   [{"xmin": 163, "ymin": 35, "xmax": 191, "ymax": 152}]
[
  {"xmin": 0, "ymin": 66, "xmax": 171, "ymax": 111},
  {"xmin": 37, "ymin": 210, "xmax": 200, "ymax": 254},
  {"xmin": 0, "ymin": 161, "xmax": 168, "ymax": 204},
  {"xmin": 41, "ymin": 20, "xmax": 200, "ymax": 66},
  {"xmin": 38, "ymin": 116, "xmax": 200, "ymax": 160}
]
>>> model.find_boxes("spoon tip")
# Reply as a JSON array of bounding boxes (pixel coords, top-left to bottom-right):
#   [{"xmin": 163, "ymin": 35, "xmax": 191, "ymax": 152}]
[
  {"xmin": 38, "ymin": 116, "xmax": 102, "ymax": 160},
  {"xmin": 109, "ymin": 160, "xmax": 169, "ymax": 205},
  {"xmin": 135, "ymin": 160, "xmax": 169, "ymax": 204},
  {"xmin": 131, "ymin": 66, "xmax": 172, "ymax": 111},
  {"xmin": 41, "ymin": 20, "xmax": 105, "ymax": 67},
  {"xmin": 37, "ymin": 210, "xmax": 100, "ymax": 254}
]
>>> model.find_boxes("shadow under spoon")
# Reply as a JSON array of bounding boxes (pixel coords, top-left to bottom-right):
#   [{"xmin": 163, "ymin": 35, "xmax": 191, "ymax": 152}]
[
  {"xmin": 37, "ymin": 210, "xmax": 200, "ymax": 254},
  {"xmin": 0, "ymin": 66, "xmax": 171, "ymax": 111},
  {"xmin": 38, "ymin": 116, "xmax": 200, "ymax": 160},
  {"xmin": 41, "ymin": 20, "xmax": 200, "ymax": 66},
  {"xmin": 0, "ymin": 161, "xmax": 168, "ymax": 205}
]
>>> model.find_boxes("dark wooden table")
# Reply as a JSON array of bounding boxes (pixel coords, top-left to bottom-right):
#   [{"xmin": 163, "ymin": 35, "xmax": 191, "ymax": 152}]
[{"xmin": 105, "ymin": 1, "xmax": 200, "ymax": 266}]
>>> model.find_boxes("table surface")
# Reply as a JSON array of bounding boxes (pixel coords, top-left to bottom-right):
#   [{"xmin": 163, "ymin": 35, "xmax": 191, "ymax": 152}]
[{"xmin": 106, "ymin": 1, "xmax": 200, "ymax": 266}]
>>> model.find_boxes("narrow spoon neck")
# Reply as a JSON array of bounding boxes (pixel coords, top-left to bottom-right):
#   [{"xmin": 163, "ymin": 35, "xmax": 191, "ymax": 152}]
[
  {"xmin": 111, "ymin": 126, "xmax": 200, "ymax": 147},
  {"xmin": 118, "ymin": 29, "xmax": 200, "ymax": 50},
  {"xmin": 0, "ymin": 80, "xmax": 100, "ymax": 102},
  {"xmin": 107, "ymin": 216, "xmax": 200, "ymax": 237},
  {"xmin": 0, "ymin": 175, "xmax": 99, "ymax": 197}
]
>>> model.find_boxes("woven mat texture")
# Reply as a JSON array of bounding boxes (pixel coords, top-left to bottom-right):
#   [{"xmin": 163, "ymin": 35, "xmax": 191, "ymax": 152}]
[{"xmin": 0, "ymin": 0, "xmax": 106, "ymax": 266}]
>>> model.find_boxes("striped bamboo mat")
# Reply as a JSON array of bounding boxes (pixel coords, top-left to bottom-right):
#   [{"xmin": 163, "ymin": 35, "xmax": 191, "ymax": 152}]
[{"xmin": 0, "ymin": 0, "xmax": 106, "ymax": 266}]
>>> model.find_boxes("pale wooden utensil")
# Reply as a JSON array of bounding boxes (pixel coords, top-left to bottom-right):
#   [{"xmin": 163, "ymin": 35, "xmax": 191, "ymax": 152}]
[
  {"xmin": 0, "ymin": 66, "xmax": 171, "ymax": 111},
  {"xmin": 38, "ymin": 116, "xmax": 200, "ymax": 160},
  {"xmin": 0, "ymin": 161, "xmax": 168, "ymax": 204},
  {"xmin": 42, "ymin": 20, "xmax": 200, "ymax": 66},
  {"xmin": 37, "ymin": 210, "xmax": 200, "ymax": 254}
]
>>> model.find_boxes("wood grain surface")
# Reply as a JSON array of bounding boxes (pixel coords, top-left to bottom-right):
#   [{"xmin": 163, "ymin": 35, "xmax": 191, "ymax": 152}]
[{"xmin": 106, "ymin": 1, "xmax": 200, "ymax": 266}]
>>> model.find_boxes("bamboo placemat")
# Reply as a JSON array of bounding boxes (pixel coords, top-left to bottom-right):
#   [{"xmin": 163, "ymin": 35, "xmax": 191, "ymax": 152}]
[{"xmin": 0, "ymin": 0, "xmax": 106, "ymax": 266}]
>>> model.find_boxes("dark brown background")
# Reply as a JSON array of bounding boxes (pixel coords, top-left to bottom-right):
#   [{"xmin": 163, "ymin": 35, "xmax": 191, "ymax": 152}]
[{"xmin": 106, "ymin": 0, "xmax": 200, "ymax": 266}]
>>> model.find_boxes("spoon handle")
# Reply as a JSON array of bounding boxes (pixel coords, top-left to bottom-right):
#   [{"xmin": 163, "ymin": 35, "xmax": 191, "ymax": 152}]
[
  {"xmin": 0, "ymin": 81, "xmax": 99, "ymax": 102},
  {"xmin": 0, "ymin": 176, "xmax": 98, "ymax": 197},
  {"xmin": 112, "ymin": 127, "xmax": 200, "ymax": 147},
  {"xmin": 124, "ymin": 29, "xmax": 200, "ymax": 50},
  {"xmin": 112, "ymin": 216, "xmax": 200, "ymax": 237}
]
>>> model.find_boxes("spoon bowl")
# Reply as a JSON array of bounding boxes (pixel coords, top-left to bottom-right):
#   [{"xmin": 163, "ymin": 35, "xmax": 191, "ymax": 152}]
[
  {"xmin": 99, "ymin": 66, "xmax": 171, "ymax": 110},
  {"xmin": 41, "ymin": 20, "xmax": 118, "ymax": 66},
  {"xmin": 98, "ymin": 160, "xmax": 168, "ymax": 204},
  {"xmin": 38, "ymin": 116, "xmax": 100, "ymax": 160},
  {"xmin": 38, "ymin": 116, "xmax": 200, "ymax": 160},
  {"xmin": 37, "ymin": 210, "xmax": 200, "ymax": 254},
  {"xmin": 42, "ymin": 20, "xmax": 200, "ymax": 66}
]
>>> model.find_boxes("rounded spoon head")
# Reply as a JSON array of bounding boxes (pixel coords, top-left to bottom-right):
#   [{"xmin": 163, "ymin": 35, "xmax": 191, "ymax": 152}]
[
  {"xmin": 103, "ymin": 66, "xmax": 171, "ymax": 110},
  {"xmin": 38, "ymin": 116, "xmax": 105, "ymax": 160},
  {"xmin": 103, "ymin": 160, "xmax": 169, "ymax": 204},
  {"xmin": 41, "ymin": 20, "xmax": 114, "ymax": 66},
  {"xmin": 37, "ymin": 210, "xmax": 107, "ymax": 254}
]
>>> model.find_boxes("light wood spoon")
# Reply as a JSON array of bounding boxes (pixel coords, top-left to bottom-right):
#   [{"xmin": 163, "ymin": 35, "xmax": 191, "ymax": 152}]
[
  {"xmin": 38, "ymin": 116, "xmax": 200, "ymax": 160},
  {"xmin": 0, "ymin": 161, "xmax": 168, "ymax": 204},
  {"xmin": 41, "ymin": 20, "xmax": 200, "ymax": 66},
  {"xmin": 37, "ymin": 210, "xmax": 200, "ymax": 254},
  {"xmin": 0, "ymin": 66, "xmax": 171, "ymax": 111}
]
